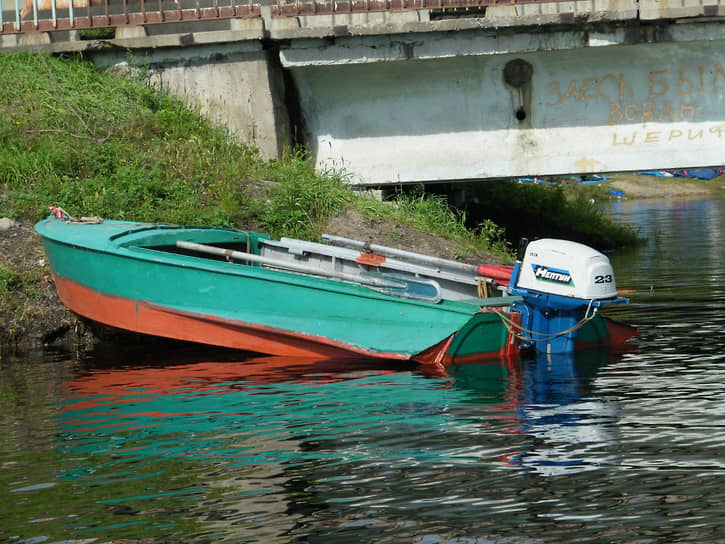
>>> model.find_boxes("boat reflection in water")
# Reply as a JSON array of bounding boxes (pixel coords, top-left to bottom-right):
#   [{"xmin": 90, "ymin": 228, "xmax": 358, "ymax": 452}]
[
  {"xmin": 60, "ymin": 345, "xmax": 621, "ymax": 465},
  {"xmin": 54, "ymin": 345, "xmax": 625, "ymax": 539},
  {"xmin": 58, "ymin": 349, "xmax": 419, "ymax": 541}
]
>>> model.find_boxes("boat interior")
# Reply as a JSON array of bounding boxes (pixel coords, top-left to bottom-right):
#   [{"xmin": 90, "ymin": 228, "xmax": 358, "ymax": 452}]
[
  {"xmin": 115, "ymin": 226, "xmax": 269, "ymax": 261},
  {"xmin": 113, "ymin": 225, "xmax": 511, "ymax": 305}
]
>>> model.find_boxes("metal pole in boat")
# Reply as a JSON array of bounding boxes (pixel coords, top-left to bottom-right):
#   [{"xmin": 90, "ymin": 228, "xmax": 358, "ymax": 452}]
[
  {"xmin": 506, "ymin": 237, "xmax": 529, "ymax": 292},
  {"xmin": 175, "ymin": 241, "xmax": 407, "ymax": 289},
  {"xmin": 321, "ymin": 234, "xmax": 479, "ymax": 274}
]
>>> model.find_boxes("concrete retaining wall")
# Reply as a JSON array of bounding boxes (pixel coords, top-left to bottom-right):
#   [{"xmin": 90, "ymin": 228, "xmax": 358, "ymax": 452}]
[{"xmin": 86, "ymin": 22, "xmax": 290, "ymax": 159}]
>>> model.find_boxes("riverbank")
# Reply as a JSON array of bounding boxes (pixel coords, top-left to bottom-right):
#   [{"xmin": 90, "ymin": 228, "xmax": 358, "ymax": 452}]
[
  {"xmin": 2, "ymin": 172, "xmax": 721, "ymax": 357},
  {"xmin": 583, "ymin": 172, "xmax": 725, "ymax": 200},
  {"xmin": 0, "ymin": 208, "xmax": 505, "ymax": 356},
  {"xmin": 0, "ymin": 219, "xmax": 95, "ymax": 357},
  {"xmin": 1, "ymin": 52, "xmax": 722, "ymax": 357}
]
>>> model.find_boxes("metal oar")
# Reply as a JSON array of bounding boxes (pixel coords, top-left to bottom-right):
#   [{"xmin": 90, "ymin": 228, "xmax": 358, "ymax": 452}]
[
  {"xmin": 321, "ymin": 233, "xmax": 517, "ymax": 284},
  {"xmin": 321, "ymin": 234, "xmax": 480, "ymax": 273},
  {"xmin": 176, "ymin": 241, "xmax": 441, "ymax": 302}
]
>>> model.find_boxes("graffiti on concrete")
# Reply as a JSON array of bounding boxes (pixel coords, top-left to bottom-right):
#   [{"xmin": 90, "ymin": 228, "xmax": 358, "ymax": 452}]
[{"xmin": 545, "ymin": 63, "xmax": 725, "ymax": 127}]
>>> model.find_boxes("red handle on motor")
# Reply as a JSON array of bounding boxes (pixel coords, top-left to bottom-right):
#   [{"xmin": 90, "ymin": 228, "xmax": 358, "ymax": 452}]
[{"xmin": 475, "ymin": 264, "xmax": 514, "ymax": 283}]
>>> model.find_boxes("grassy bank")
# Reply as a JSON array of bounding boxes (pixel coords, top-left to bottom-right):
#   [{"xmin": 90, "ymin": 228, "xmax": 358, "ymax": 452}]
[
  {"xmin": 431, "ymin": 179, "xmax": 644, "ymax": 251},
  {"xmin": 0, "ymin": 51, "xmax": 658, "ymax": 350},
  {"xmin": 0, "ymin": 52, "xmax": 509, "ymax": 256}
]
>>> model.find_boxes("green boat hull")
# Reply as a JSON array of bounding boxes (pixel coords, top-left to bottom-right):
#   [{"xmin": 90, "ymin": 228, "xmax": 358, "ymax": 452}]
[
  {"xmin": 35, "ymin": 216, "xmax": 633, "ymax": 365},
  {"xmin": 36, "ymin": 217, "xmax": 523, "ymax": 363}
]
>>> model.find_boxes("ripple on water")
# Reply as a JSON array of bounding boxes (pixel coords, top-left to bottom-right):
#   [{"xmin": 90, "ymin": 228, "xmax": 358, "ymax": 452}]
[{"xmin": 5, "ymin": 199, "xmax": 725, "ymax": 542}]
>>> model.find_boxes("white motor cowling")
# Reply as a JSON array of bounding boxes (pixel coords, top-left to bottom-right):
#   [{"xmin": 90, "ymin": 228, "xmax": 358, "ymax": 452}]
[
  {"xmin": 515, "ymin": 239, "xmax": 618, "ymax": 300},
  {"xmin": 507, "ymin": 238, "xmax": 627, "ymax": 354}
]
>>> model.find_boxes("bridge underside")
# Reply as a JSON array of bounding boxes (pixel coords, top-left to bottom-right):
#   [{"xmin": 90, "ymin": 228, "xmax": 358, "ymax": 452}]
[{"xmin": 282, "ymin": 23, "xmax": 725, "ymax": 185}]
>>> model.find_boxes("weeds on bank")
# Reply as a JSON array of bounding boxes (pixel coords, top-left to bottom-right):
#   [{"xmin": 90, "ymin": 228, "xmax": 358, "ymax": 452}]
[
  {"xmin": 0, "ymin": 262, "xmax": 42, "ymax": 320},
  {"xmin": 0, "ymin": 53, "xmax": 349, "ymax": 238},
  {"xmin": 0, "ymin": 52, "xmax": 629, "ymax": 262},
  {"xmin": 0, "ymin": 264, "xmax": 22, "ymax": 295},
  {"xmin": 0, "ymin": 52, "xmax": 509, "ymax": 257},
  {"xmin": 258, "ymin": 154, "xmax": 353, "ymax": 240},
  {"xmin": 359, "ymin": 190, "xmax": 510, "ymax": 259},
  {"xmin": 447, "ymin": 180, "xmax": 641, "ymax": 251},
  {"xmin": 0, "ymin": 52, "xmax": 256, "ymax": 226}
]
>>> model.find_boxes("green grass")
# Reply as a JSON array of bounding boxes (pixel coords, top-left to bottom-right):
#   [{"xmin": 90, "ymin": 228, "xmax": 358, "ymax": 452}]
[
  {"xmin": 257, "ymin": 154, "xmax": 354, "ymax": 240},
  {"xmin": 0, "ymin": 52, "xmax": 635, "ymax": 263},
  {"xmin": 356, "ymin": 188, "xmax": 510, "ymax": 259},
  {"xmin": 433, "ymin": 180, "xmax": 642, "ymax": 251},
  {"xmin": 0, "ymin": 262, "xmax": 42, "ymax": 310},
  {"xmin": 0, "ymin": 52, "xmax": 355, "ymax": 237},
  {"xmin": 0, "ymin": 52, "xmax": 512, "ymax": 258},
  {"xmin": 0, "ymin": 264, "xmax": 22, "ymax": 295},
  {"xmin": 0, "ymin": 52, "xmax": 260, "ymax": 227}
]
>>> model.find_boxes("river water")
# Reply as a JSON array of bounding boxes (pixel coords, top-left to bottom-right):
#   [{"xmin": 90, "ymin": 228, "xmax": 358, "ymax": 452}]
[{"xmin": 3, "ymin": 196, "xmax": 725, "ymax": 543}]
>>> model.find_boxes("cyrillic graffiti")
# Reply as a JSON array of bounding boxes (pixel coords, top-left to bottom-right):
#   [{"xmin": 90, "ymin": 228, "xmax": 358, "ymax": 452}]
[
  {"xmin": 545, "ymin": 63, "xmax": 725, "ymax": 129},
  {"xmin": 612, "ymin": 124, "xmax": 725, "ymax": 146}
]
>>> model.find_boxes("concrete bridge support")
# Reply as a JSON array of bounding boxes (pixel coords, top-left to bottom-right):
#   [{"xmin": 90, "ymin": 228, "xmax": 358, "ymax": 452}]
[
  {"xmin": 151, "ymin": 47, "xmax": 291, "ymax": 159},
  {"xmin": 87, "ymin": 28, "xmax": 291, "ymax": 159}
]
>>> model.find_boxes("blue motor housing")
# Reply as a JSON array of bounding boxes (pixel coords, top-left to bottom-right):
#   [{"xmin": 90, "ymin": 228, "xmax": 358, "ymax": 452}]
[{"xmin": 507, "ymin": 238, "xmax": 628, "ymax": 354}]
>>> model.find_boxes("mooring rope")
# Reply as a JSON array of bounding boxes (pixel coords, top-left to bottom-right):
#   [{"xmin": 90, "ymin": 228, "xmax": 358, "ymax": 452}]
[
  {"xmin": 493, "ymin": 299, "xmax": 598, "ymax": 343},
  {"xmin": 49, "ymin": 206, "xmax": 103, "ymax": 224},
  {"xmin": 477, "ymin": 277, "xmax": 490, "ymax": 298}
]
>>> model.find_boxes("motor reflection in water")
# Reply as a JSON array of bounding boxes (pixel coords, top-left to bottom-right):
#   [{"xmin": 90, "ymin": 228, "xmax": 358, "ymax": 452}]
[{"xmin": 505, "ymin": 351, "xmax": 621, "ymax": 475}]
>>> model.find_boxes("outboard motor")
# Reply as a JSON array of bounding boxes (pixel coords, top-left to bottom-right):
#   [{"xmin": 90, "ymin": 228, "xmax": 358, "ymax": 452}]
[{"xmin": 507, "ymin": 238, "xmax": 628, "ymax": 354}]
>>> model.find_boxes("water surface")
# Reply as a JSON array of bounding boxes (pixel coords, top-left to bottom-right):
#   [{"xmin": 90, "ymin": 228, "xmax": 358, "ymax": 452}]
[{"xmin": 3, "ymin": 197, "xmax": 725, "ymax": 543}]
